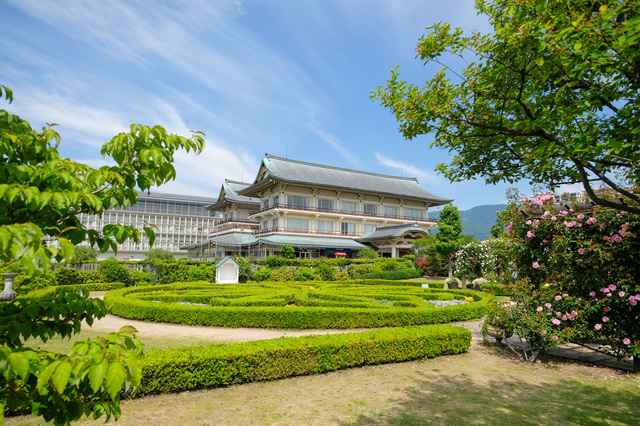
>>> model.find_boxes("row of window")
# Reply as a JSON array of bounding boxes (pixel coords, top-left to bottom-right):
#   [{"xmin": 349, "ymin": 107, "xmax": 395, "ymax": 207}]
[
  {"xmin": 260, "ymin": 218, "xmax": 377, "ymax": 234},
  {"xmin": 113, "ymin": 200, "xmax": 216, "ymax": 217},
  {"xmin": 261, "ymin": 196, "xmax": 424, "ymax": 219}
]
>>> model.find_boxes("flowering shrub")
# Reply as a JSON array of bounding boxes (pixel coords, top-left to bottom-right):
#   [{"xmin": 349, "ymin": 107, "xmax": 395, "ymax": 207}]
[
  {"xmin": 454, "ymin": 241, "xmax": 494, "ymax": 280},
  {"xmin": 500, "ymin": 190, "xmax": 640, "ymax": 361},
  {"xmin": 444, "ymin": 276, "xmax": 461, "ymax": 288}
]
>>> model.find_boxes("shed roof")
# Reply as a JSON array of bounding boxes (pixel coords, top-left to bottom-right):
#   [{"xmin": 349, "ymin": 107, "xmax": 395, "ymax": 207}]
[
  {"xmin": 239, "ymin": 154, "xmax": 452, "ymax": 205},
  {"xmin": 215, "ymin": 255, "xmax": 239, "ymax": 268}
]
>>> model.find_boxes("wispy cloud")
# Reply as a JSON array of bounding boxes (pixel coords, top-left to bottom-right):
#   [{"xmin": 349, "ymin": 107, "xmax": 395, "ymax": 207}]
[
  {"xmin": 374, "ymin": 152, "xmax": 436, "ymax": 182},
  {"xmin": 310, "ymin": 127, "xmax": 359, "ymax": 167}
]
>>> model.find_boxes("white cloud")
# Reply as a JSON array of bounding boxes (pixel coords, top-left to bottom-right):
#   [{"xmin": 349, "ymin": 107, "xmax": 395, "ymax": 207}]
[
  {"xmin": 310, "ymin": 127, "xmax": 359, "ymax": 166},
  {"xmin": 374, "ymin": 152, "xmax": 436, "ymax": 182}
]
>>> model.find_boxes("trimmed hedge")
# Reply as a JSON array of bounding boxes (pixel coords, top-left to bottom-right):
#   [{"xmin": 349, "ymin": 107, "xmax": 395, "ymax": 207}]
[
  {"xmin": 360, "ymin": 269, "xmax": 423, "ymax": 280},
  {"xmin": 106, "ymin": 283, "xmax": 493, "ymax": 329},
  {"xmin": 356, "ymin": 279, "xmax": 445, "ymax": 289},
  {"xmin": 137, "ymin": 325, "xmax": 471, "ymax": 396},
  {"xmin": 481, "ymin": 283, "xmax": 512, "ymax": 296},
  {"xmin": 20, "ymin": 282, "xmax": 126, "ymax": 300}
]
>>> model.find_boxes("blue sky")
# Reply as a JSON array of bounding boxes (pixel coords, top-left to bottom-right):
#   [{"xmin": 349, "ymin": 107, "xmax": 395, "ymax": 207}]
[{"xmin": 1, "ymin": 0, "xmax": 543, "ymax": 211}]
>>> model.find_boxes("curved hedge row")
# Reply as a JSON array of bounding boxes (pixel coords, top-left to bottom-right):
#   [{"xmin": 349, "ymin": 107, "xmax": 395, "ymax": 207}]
[
  {"xmin": 20, "ymin": 282, "xmax": 126, "ymax": 300},
  {"xmin": 137, "ymin": 324, "xmax": 472, "ymax": 396},
  {"xmin": 106, "ymin": 282, "xmax": 493, "ymax": 329}
]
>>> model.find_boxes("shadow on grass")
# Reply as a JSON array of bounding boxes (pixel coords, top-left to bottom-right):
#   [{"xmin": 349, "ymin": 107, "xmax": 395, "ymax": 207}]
[{"xmin": 343, "ymin": 369, "xmax": 640, "ymax": 425}]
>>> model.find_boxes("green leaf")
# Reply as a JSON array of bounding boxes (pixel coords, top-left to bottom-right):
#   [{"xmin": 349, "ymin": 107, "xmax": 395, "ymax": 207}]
[
  {"xmin": 8, "ymin": 352, "xmax": 30, "ymax": 380},
  {"xmin": 106, "ymin": 361, "xmax": 126, "ymax": 400},
  {"xmin": 89, "ymin": 358, "xmax": 109, "ymax": 393},
  {"xmin": 119, "ymin": 325, "xmax": 138, "ymax": 334},
  {"xmin": 52, "ymin": 361, "xmax": 72, "ymax": 394}
]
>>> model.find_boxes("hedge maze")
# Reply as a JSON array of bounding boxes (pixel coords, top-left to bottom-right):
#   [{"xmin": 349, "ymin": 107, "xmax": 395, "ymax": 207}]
[{"xmin": 106, "ymin": 282, "xmax": 493, "ymax": 329}]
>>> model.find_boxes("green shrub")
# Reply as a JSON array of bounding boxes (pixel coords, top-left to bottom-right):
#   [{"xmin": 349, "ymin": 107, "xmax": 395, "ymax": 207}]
[
  {"xmin": 21, "ymin": 282, "xmax": 126, "ymax": 300},
  {"xmin": 280, "ymin": 244, "xmax": 296, "ymax": 259},
  {"xmin": 271, "ymin": 267, "xmax": 296, "ymax": 282},
  {"xmin": 357, "ymin": 247, "xmax": 379, "ymax": 259},
  {"xmin": 296, "ymin": 267, "xmax": 315, "ymax": 282},
  {"xmin": 253, "ymin": 267, "xmax": 273, "ymax": 282},
  {"xmin": 54, "ymin": 266, "xmax": 84, "ymax": 286},
  {"xmin": 70, "ymin": 246, "xmax": 99, "ymax": 263},
  {"xmin": 15, "ymin": 270, "xmax": 56, "ymax": 293},
  {"xmin": 187, "ymin": 265, "xmax": 216, "ymax": 283},
  {"xmin": 316, "ymin": 262, "xmax": 338, "ymax": 281},
  {"xmin": 360, "ymin": 269, "xmax": 423, "ymax": 280},
  {"xmin": 137, "ymin": 325, "xmax": 471, "ymax": 396},
  {"xmin": 99, "ymin": 258, "xmax": 132, "ymax": 285},
  {"xmin": 145, "ymin": 248, "xmax": 175, "ymax": 261},
  {"xmin": 235, "ymin": 256, "xmax": 253, "ymax": 283},
  {"xmin": 131, "ymin": 270, "xmax": 155, "ymax": 286},
  {"xmin": 81, "ymin": 270, "xmax": 106, "ymax": 283}
]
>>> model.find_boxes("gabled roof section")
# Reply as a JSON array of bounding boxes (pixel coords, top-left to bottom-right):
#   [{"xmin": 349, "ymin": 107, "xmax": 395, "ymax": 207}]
[
  {"xmin": 206, "ymin": 179, "xmax": 261, "ymax": 211},
  {"xmin": 357, "ymin": 223, "xmax": 428, "ymax": 242},
  {"xmin": 240, "ymin": 154, "xmax": 452, "ymax": 205}
]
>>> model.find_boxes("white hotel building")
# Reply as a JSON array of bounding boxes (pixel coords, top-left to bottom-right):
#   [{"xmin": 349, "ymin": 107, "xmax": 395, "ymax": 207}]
[{"xmin": 185, "ymin": 154, "xmax": 452, "ymax": 259}]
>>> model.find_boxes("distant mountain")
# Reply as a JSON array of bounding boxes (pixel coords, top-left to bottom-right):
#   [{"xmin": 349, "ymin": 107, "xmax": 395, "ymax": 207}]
[{"xmin": 429, "ymin": 204, "xmax": 508, "ymax": 241}]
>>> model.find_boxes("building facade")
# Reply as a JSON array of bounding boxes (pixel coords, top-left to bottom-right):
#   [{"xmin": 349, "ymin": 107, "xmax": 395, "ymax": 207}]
[
  {"xmin": 185, "ymin": 154, "xmax": 452, "ymax": 259},
  {"xmin": 78, "ymin": 191, "xmax": 219, "ymax": 260}
]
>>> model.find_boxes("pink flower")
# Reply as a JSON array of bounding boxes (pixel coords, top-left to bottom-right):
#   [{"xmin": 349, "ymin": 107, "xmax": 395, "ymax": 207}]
[
  {"xmin": 619, "ymin": 291, "xmax": 625, "ymax": 297},
  {"xmin": 556, "ymin": 312, "xmax": 562, "ymax": 317},
  {"xmin": 551, "ymin": 216, "xmax": 557, "ymax": 221},
  {"xmin": 595, "ymin": 324, "xmax": 602, "ymax": 330},
  {"xmin": 603, "ymin": 307, "xmax": 610, "ymax": 312},
  {"xmin": 526, "ymin": 220, "xmax": 532, "ymax": 225},
  {"xmin": 543, "ymin": 239, "xmax": 548, "ymax": 243},
  {"xmin": 609, "ymin": 284, "xmax": 616, "ymax": 290},
  {"xmin": 630, "ymin": 299, "xmax": 637, "ymax": 306},
  {"xmin": 553, "ymin": 335, "xmax": 558, "ymax": 341},
  {"xmin": 577, "ymin": 214, "xmax": 584, "ymax": 220},
  {"xmin": 541, "ymin": 330, "xmax": 547, "ymax": 335},
  {"xmin": 562, "ymin": 315, "xmax": 567, "ymax": 321},
  {"xmin": 552, "ymin": 319, "xmax": 561, "ymax": 325},
  {"xmin": 545, "ymin": 303, "xmax": 552, "ymax": 308},
  {"xmin": 555, "ymin": 295, "xmax": 562, "ymax": 301},
  {"xmin": 562, "ymin": 293, "xmax": 568, "ymax": 297},
  {"xmin": 636, "ymin": 294, "xmax": 640, "ymax": 301},
  {"xmin": 589, "ymin": 291, "xmax": 596, "ymax": 297},
  {"xmin": 571, "ymin": 310, "xmax": 578, "ymax": 316},
  {"xmin": 527, "ymin": 230, "xmax": 535, "ymax": 238},
  {"xmin": 586, "ymin": 217, "xmax": 596, "ymax": 225},
  {"xmin": 536, "ymin": 307, "xmax": 543, "ymax": 312},
  {"xmin": 533, "ymin": 262, "xmax": 539, "ymax": 269},
  {"xmin": 577, "ymin": 248, "xmax": 585, "ymax": 255},
  {"xmin": 623, "ymin": 338, "xmax": 631, "ymax": 345},
  {"xmin": 602, "ymin": 316, "xmax": 609, "ymax": 322},
  {"xmin": 506, "ymin": 223, "xmax": 513, "ymax": 233}
]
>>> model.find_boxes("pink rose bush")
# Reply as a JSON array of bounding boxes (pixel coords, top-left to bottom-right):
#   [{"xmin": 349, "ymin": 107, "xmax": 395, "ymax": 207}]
[{"xmin": 494, "ymin": 189, "xmax": 640, "ymax": 361}]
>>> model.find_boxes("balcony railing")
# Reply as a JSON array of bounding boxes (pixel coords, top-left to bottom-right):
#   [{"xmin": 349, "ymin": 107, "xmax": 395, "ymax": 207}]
[
  {"xmin": 250, "ymin": 203, "xmax": 436, "ymax": 223},
  {"xmin": 255, "ymin": 226, "xmax": 358, "ymax": 237}
]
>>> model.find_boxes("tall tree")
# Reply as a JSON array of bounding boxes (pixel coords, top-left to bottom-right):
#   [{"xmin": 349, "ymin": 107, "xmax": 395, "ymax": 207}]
[
  {"xmin": 433, "ymin": 204, "xmax": 463, "ymax": 278},
  {"xmin": 373, "ymin": 0, "xmax": 640, "ymax": 214},
  {"xmin": 0, "ymin": 85, "xmax": 204, "ymax": 424}
]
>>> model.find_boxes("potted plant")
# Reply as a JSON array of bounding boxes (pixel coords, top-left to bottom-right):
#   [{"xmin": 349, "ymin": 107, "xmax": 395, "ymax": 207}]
[{"xmin": 481, "ymin": 301, "xmax": 515, "ymax": 346}]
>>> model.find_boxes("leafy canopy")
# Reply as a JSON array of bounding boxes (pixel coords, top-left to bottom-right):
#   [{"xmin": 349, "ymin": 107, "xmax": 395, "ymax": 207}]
[
  {"xmin": 145, "ymin": 248, "xmax": 175, "ymax": 262},
  {"xmin": 373, "ymin": 0, "xmax": 640, "ymax": 214},
  {"xmin": 0, "ymin": 85, "xmax": 204, "ymax": 424},
  {"xmin": 0, "ymin": 85, "xmax": 204, "ymax": 273}
]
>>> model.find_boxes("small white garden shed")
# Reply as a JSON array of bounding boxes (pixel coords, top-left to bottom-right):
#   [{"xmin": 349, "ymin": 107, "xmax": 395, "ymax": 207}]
[{"xmin": 215, "ymin": 256, "xmax": 239, "ymax": 284}]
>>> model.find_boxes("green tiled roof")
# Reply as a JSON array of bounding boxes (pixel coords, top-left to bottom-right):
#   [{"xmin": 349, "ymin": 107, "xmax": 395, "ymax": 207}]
[
  {"xmin": 207, "ymin": 179, "xmax": 260, "ymax": 211},
  {"xmin": 259, "ymin": 234, "xmax": 368, "ymax": 249},
  {"xmin": 240, "ymin": 154, "xmax": 452, "ymax": 205},
  {"xmin": 358, "ymin": 223, "xmax": 428, "ymax": 242}
]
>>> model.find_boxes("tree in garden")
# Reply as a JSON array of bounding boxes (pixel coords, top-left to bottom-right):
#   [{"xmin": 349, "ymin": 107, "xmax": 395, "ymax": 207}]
[
  {"xmin": 373, "ymin": 0, "xmax": 640, "ymax": 215},
  {"xmin": 279, "ymin": 244, "xmax": 296, "ymax": 259},
  {"xmin": 357, "ymin": 247, "xmax": 379, "ymax": 259},
  {"xmin": 0, "ymin": 85, "xmax": 205, "ymax": 423},
  {"xmin": 412, "ymin": 234, "xmax": 446, "ymax": 276},
  {"xmin": 145, "ymin": 248, "xmax": 175, "ymax": 262},
  {"xmin": 70, "ymin": 246, "xmax": 99, "ymax": 263},
  {"xmin": 433, "ymin": 204, "xmax": 463, "ymax": 278}
]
